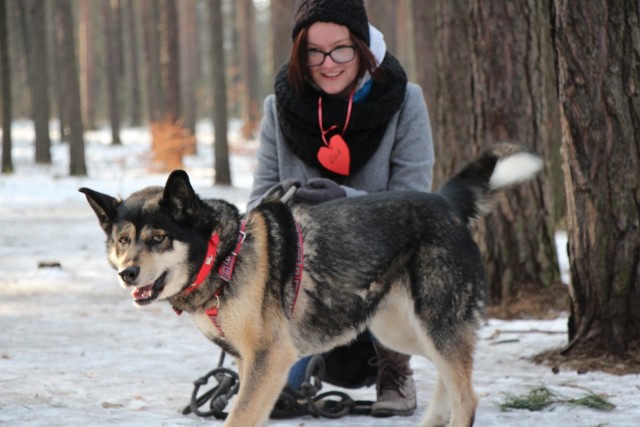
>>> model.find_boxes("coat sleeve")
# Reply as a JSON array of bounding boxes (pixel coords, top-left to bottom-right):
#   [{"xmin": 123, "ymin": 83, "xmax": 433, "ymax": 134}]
[
  {"xmin": 387, "ymin": 83, "xmax": 435, "ymax": 193},
  {"xmin": 247, "ymin": 95, "xmax": 281, "ymax": 211}
]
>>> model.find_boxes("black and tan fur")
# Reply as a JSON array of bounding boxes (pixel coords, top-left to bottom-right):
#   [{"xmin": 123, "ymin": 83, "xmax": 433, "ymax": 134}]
[{"xmin": 80, "ymin": 143, "xmax": 543, "ymax": 427}]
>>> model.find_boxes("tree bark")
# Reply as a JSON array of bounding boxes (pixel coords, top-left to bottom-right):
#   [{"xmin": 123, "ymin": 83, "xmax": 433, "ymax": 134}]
[
  {"xmin": 159, "ymin": 0, "xmax": 181, "ymax": 122},
  {"xmin": 0, "ymin": 0, "xmax": 12, "ymax": 174},
  {"xmin": 426, "ymin": 0, "xmax": 561, "ymax": 311},
  {"xmin": 24, "ymin": 0, "xmax": 51, "ymax": 163},
  {"xmin": 52, "ymin": 0, "xmax": 86, "ymax": 176},
  {"xmin": 413, "ymin": 0, "xmax": 437, "ymax": 138},
  {"xmin": 102, "ymin": 0, "xmax": 122, "ymax": 145},
  {"xmin": 50, "ymin": 13, "xmax": 68, "ymax": 144},
  {"xmin": 124, "ymin": 0, "xmax": 143, "ymax": 126},
  {"xmin": 236, "ymin": 0, "xmax": 259, "ymax": 138},
  {"xmin": 430, "ymin": 0, "xmax": 476, "ymax": 187},
  {"xmin": 209, "ymin": 0, "xmax": 231, "ymax": 185},
  {"xmin": 78, "ymin": 0, "xmax": 97, "ymax": 130},
  {"xmin": 554, "ymin": 0, "xmax": 640, "ymax": 356},
  {"xmin": 270, "ymin": 0, "xmax": 295, "ymax": 77},
  {"xmin": 366, "ymin": 0, "xmax": 397, "ymax": 53},
  {"xmin": 179, "ymin": 0, "xmax": 199, "ymax": 135},
  {"xmin": 470, "ymin": 1, "xmax": 561, "ymax": 309},
  {"xmin": 141, "ymin": 0, "xmax": 163, "ymax": 122}
]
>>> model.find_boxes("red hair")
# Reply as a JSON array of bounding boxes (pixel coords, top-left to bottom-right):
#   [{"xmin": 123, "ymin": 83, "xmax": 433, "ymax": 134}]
[{"xmin": 287, "ymin": 27, "xmax": 384, "ymax": 97}]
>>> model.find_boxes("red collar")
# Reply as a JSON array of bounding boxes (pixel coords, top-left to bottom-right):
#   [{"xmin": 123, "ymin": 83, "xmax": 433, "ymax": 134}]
[
  {"xmin": 180, "ymin": 220, "xmax": 247, "ymax": 296},
  {"xmin": 182, "ymin": 234, "xmax": 221, "ymax": 296}
]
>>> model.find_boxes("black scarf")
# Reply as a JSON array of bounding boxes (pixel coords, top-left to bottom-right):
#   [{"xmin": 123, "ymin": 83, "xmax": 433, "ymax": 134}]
[{"xmin": 274, "ymin": 53, "xmax": 407, "ymax": 181}]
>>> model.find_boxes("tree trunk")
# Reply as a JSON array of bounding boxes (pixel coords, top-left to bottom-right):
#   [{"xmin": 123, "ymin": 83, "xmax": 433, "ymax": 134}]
[
  {"xmin": 78, "ymin": 0, "xmax": 97, "ymax": 130},
  {"xmin": 52, "ymin": 0, "xmax": 86, "ymax": 176},
  {"xmin": 554, "ymin": 0, "xmax": 640, "ymax": 356},
  {"xmin": 394, "ymin": 0, "xmax": 413, "ymax": 79},
  {"xmin": 270, "ymin": 0, "xmax": 295, "ymax": 78},
  {"xmin": 236, "ymin": 0, "xmax": 259, "ymax": 138},
  {"xmin": 23, "ymin": 0, "xmax": 51, "ymax": 164},
  {"xmin": 159, "ymin": 0, "xmax": 181, "ymax": 122},
  {"xmin": 427, "ymin": 0, "xmax": 561, "ymax": 312},
  {"xmin": 209, "ymin": 0, "xmax": 231, "ymax": 186},
  {"xmin": 102, "ymin": 0, "xmax": 121, "ymax": 145},
  {"xmin": 50, "ymin": 20, "xmax": 67, "ymax": 143},
  {"xmin": 179, "ymin": 0, "xmax": 199, "ymax": 136},
  {"xmin": 431, "ymin": 0, "xmax": 476, "ymax": 186},
  {"xmin": 470, "ymin": 1, "xmax": 561, "ymax": 310},
  {"xmin": 141, "ymin": 0, "xmax": 163, "ymax": 122},
  {"xmin": 0, "ymin": 0, "xmax": 12, "ymax": 174},
  {"xmin": 112, "ymin": 0, "xmax": 124, "ymax": 79},
  {"xmin": 412, "ymin": 0, "xmax": 437, "ymax": 135},
  {"xmin": 366, "ymin": 0, "xmax": 397, "ymax": 53},
  {"xmin": 124, "ymin": 0, "xmax": 143, "ymax": 126}
]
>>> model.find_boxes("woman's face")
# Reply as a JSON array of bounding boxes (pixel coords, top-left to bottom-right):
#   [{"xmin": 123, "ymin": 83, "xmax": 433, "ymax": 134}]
[{"xmin": 306, "ymin": 22, "xmax": 359, "ymax": 97}]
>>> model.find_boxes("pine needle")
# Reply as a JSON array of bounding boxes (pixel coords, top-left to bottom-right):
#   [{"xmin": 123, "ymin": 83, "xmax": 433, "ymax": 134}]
[
  {"xmin": 500, "ymin": 386, "xmax": 558, "ymax": 411},
  {"xmin": 499, "ymin": 385, "xmax": 616, "ymax": 412},
  {"xmin": 568, "ymin": 393, "xmax": 616, "ymax": 411}
]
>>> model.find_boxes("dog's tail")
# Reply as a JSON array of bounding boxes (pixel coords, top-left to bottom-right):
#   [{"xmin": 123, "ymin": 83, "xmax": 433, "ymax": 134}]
[{"xmin": 438, "ymin": 143, "xmax": 543, "ymax": 225}]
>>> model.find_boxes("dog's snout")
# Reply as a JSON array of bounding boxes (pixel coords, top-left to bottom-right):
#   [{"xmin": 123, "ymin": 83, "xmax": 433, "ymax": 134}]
[{"xmin": 119, "ymin": 266, "xmax": 140, "ymax": 284}]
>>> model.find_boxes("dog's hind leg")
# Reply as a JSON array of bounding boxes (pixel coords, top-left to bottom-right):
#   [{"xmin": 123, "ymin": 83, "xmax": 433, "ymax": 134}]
[
  {"xmin": 369, "ymin": 285, "xmax": 478, "ymax": 427},
  {"xmin": 420, "ymin": 339, "xmax": 477, "ymax": 427},
  {"xmin": 421, "ymin": 376, "xmax": 449, "ymax": 426},
  {"xmin": 223, "ymin": 345, "xmax": 297, "ymax": 427}
]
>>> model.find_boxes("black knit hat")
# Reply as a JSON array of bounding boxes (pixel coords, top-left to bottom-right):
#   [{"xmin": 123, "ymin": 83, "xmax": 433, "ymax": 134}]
[{"xmin": 292, "ymin": 0, "xmax": 370, "ymax": 45}]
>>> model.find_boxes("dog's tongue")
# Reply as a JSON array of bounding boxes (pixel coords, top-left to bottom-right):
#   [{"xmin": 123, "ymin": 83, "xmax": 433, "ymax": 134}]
[{"xmin": 132, "ymin": 285, "xmax": 154, "ymax": 301}]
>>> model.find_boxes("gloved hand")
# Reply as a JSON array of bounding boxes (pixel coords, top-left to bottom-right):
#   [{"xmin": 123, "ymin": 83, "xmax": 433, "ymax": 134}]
[
  {"xmin": 293, "ymin": 178, "xmax": 346, "ymax": 205},
  {"xmin": 260, "ymin": 178, "xmax": 301, "ymax": 204}
]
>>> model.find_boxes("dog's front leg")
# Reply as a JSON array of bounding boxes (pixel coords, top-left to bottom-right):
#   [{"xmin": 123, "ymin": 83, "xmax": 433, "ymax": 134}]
[{"xmin": 223, "ymin": 346, "xmax": 296, "ymax": 427}]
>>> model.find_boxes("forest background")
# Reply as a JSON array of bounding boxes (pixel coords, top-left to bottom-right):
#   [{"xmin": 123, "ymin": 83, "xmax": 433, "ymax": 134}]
[{"xmin": 0, "ymin": 0, "xmax": 639, "ymax": 372}]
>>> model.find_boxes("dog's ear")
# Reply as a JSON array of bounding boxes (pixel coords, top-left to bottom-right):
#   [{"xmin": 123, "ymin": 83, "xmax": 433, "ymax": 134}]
[
  {"xmin": 79, "ymin": 188, "xmax": 120, "ymax": 234},
  {"xmin": 162, "ymin": 170, "xmax": 199, "ymax": 222}
]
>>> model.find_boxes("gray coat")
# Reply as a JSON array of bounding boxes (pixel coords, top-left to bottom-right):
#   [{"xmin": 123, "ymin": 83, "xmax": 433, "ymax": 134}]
[{"xmin": 247, "ymin": 82, "xmax": 435, "ymax": 210}]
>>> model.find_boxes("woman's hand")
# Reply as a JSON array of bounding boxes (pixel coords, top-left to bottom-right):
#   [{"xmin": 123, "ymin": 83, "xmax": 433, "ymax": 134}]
[{"xmin": 294, "ymin": 178, "xmax": 346, "ymax": 205}]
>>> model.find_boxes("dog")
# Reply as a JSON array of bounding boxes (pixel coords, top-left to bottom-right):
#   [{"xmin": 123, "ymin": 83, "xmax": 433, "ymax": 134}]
[{"xmin": 80, "ymin": 143, "xmax": 542, "ymax": 427}]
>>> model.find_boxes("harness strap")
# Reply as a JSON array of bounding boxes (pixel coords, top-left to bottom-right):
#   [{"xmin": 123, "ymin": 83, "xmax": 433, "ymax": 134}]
[
  {"xmin": 205, "ymin": 301, "xmax": 223, "ymax": 336},
  {"xmin": 217, "ymin": 221, "xmax": 247, "ymax": 281},
  {"xmin": 289, "ymin": 223, "xmax": 304, "ymax": 318},
  {"xmin": 175, "ymin": 220, "xmax": 305, "ymax": 336}
]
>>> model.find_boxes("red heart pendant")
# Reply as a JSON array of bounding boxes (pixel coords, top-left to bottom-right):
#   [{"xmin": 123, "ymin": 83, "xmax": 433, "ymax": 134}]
[{"xmin": 317, "ymin": 134, "xmax": 350, "ymax": 176}]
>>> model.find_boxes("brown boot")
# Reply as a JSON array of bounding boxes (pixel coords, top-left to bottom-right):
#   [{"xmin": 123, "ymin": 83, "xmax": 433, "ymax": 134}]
[{"xmin": 371, "ymin": 343, "xmax": 417, "ymax": 417}]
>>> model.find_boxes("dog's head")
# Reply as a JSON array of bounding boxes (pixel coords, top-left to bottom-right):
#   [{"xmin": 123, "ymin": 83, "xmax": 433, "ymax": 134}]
[{"xmin": 80, "ymin": 170, "xmax": 234, "ymax": 306}]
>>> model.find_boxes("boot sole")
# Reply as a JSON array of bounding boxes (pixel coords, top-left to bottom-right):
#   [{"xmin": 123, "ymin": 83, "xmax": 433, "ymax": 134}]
[{"xmin": 371, "ymin": 407, "xmax": 416, "ymax": 417}]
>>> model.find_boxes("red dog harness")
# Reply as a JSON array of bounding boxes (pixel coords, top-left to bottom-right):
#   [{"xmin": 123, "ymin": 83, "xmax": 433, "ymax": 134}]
[{"xmin": 174, "ymin": 221, "xmax": 304, "ymax": 336}]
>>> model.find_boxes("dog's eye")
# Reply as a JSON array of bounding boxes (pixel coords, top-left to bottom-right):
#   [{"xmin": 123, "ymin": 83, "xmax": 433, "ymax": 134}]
[
  {"xmin": 151, "ymin": 234, "xmax": 166, "ymax": 244},
  {"xmin": 118, "ymin": 236, "xmax": 131, "ymax": 246}
]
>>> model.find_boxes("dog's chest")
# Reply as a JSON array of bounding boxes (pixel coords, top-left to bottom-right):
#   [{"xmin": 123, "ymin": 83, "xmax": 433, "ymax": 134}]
[{"xmin": 191, "ymin": 310, "xmax": 222, "ymax": 341}]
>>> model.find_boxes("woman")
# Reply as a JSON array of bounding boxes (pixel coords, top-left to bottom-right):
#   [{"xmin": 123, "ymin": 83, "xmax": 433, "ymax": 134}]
[{"xmin": 248, "ymin": 0, "xmax": 434, "ymax": 417}]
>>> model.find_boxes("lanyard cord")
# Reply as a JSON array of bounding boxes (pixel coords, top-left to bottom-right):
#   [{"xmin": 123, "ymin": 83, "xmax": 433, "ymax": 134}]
[{"xmin": 317, "ymin": 87, "xmax": 355, "ymax": 146}]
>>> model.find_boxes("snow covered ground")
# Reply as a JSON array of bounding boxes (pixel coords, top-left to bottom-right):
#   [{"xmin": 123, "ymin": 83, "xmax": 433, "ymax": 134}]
[{"xmin": 1, "ymin": 122, "xmax": 638, "ymax": 426}]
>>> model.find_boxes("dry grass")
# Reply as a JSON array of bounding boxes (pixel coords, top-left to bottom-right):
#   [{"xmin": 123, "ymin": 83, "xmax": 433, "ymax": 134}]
[{"xmin": 150, "ymin": 118, "xmax": 196, "ymax": 172}]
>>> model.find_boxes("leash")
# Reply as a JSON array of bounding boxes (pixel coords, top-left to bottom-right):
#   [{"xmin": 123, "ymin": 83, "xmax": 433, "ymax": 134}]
[
  {"xmin": 182, "ymin": 351, "xmax": 239, "ymax": 419},
  {"xmin": 272, "ymin": 355, "xmax": 375, "ymax": 419},
  {"xmin": 183, "ymin": 353, "xmax": 374, "ymax": 420}
]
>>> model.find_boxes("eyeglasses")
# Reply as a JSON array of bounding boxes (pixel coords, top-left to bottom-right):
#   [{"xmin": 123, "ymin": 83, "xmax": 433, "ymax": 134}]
[{"xmin": 306, "ymin": 45, "xmax": 356, "ymax": 66}]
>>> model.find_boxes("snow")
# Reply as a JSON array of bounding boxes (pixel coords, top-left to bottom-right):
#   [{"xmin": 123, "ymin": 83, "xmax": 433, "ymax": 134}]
[{"xmin": 1, "ymin": 121, "xmax": 638, "ymax": 426}]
